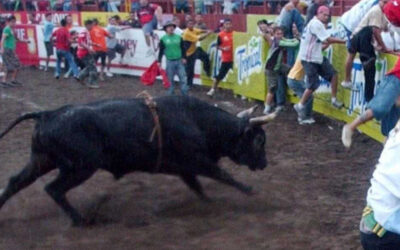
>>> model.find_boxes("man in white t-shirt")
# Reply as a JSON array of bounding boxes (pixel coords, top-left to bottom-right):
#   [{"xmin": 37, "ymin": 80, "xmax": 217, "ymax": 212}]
[
  {"xmin": 360, "ymin": 119, "xmax": 400, "ymax": 249},
  {"xmin": 294, "ymin": 5, "xmax": 346, "ymax": 120},
  {"xmin": 341, "ymin": 0, "xmax": 391, "ymax": 102},
  {"xmin": 338, "ymin": 0, "xmax": 379, "ymax": 35}
]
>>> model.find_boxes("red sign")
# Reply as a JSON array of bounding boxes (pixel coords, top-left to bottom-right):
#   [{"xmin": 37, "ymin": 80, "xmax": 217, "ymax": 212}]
[
  {"xmin": 14, "ymin": 24, "xmax": 39, "ymax": 66},
  {"xmin": 29, "ymin": 11, "xmax": 81, "ymax": 26}
]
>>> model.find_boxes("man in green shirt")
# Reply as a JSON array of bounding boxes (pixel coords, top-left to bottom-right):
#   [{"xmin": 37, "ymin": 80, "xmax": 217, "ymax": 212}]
[
  {"xmin": 158, "ymin": 21, "xmax": 188, "ymax": 95},
  {"xmin": 0, "ymin": 15, "xmax": 29, "ymax": 87}
]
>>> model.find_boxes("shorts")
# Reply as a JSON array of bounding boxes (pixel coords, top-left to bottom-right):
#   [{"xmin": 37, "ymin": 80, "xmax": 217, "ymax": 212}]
[
  {"xmin": 94, "ymin": 51, "xmax": 107, "ymax": 67},
  {"xmin": 142, "ymin": 16, "xmax": 158, "ymax": 36},
  {"xmin": 107, "ymin": 44, "xmax": 125, "ymax": 61},
  {"xmin": 3, "ymin": 48, "xmax": 20, "ymax": 71},
  {"xmin": 216, "ymin": 62, "xmax": 233, "ymax": 81},
  {"xmin": 343, "ymin": 25, "xmax": 352, "ymax": 50},
  {"xmin": 367, "ymin": 74, "xmax": 400, "ymax": 121},
  {"xmin": 265, "ymin": 64, "xmax": 290, "ymax": 93},
  {"xmin": 44, "ymin": 41, "xmax": 53, "ymax": 57},
  {"xmin": 348, "ymin": 26, "xmax": 374, "ymax": 55},
  {"xmin": 302, "ymin": 57, "xmax": 337, "ymax": 90}
]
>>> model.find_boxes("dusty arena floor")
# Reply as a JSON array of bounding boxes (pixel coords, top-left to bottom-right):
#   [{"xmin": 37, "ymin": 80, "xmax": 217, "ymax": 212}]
[{"xmin": 0, "ymin": 67, "xmax": 381, "ymax": 250}]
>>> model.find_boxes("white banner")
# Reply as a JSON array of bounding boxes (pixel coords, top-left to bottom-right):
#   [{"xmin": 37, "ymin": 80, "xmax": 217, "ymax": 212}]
[{"xmin": 36, "ymin": 26, "xmax": 202, "ymax": 84}]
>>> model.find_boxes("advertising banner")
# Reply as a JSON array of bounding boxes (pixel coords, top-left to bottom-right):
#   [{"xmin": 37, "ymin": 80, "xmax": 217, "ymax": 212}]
[
  {"xmin": 15, "ymin": 24, "xmax": 39, "ymax": 66},
  {"xmin": 232, "ymin": 33, "xmax": 267, "ymax": 100},
  {"xmin": 29, "ymin": 11, "xmax": 81, "ymax": 26}
]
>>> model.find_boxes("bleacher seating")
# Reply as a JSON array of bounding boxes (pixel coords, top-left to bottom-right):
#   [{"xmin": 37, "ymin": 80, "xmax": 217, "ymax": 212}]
[{"xmin": 0, "ymin": 0, "xmax": 357, "ymax": 15}]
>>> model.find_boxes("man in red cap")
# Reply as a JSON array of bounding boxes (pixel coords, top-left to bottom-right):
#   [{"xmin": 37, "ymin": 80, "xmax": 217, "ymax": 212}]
[
  {"xmin": 342, "ymin": 0, "xmax": 400, "ymax": 149},
  {"xmin": 294, "ymin": 5, "xmax": 346, "ymax": 120}
]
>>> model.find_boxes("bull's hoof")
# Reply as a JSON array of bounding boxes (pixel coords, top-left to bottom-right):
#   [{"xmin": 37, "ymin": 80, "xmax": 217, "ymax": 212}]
[{"xmin": 242, "ymin": 185, "xmax": 254, "ymax": 196}]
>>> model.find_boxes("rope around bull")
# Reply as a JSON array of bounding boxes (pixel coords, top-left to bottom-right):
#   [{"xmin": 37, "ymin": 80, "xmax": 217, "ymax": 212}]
[{"xmin": 136, "ymin": 91, "xmax": 163, "ymax": 173}]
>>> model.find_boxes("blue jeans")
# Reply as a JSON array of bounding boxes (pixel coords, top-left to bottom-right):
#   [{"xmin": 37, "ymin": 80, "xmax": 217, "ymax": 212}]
[
  {"xmin": 367, "ymin": 75, "xmax": 400, "ymax": 121},
  {"xmin": 56, "ymin": 50, "xmax": 79, "ymax": 77},
  {"xmin": 166, "ymin": 59, "xmax": 188, "ymax": 95},
  {"xmin": 288, "ymin": 78, "xmax": 314, "ymax": 117},
  {"xmin": 276, "ymin": 74, "xmax": 286, "ymax": 106}
]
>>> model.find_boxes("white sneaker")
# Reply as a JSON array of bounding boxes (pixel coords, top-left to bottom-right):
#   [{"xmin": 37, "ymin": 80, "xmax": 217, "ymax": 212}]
[
  {"xmin": 263, "ymin": 105, "xmax": 272, "ymax": 114},
  {"xmin": 331, "ymin": 99, "xmax": 344, "ymax": 109},
  {"xmin": 342, "ymin": 124, "xmax": 353, "ymax": 148},
  {"xmin": 341, "ymin": 81, "xmax": 353, "ymax": 89},
  {"xmin": 294, "ymin": 103, "xmax": 306, "ymax": 119},
  {"xmin": 64, "ymin": 72, "xmax": 71, "ymax": 79},
  {"xmin": 207, "ymin": 88, "xmax": 215, "ymax": 96},
  {"xmin": 298, "ymin": 117, "xmax": 316, "ymax": 125},
  {"xmin": 275, "ymin": 105, "xmax": 285, "ymax": 112},
  {"xmin": 106, "ymin": 71, "xmax": 113, "ymax": 77}
]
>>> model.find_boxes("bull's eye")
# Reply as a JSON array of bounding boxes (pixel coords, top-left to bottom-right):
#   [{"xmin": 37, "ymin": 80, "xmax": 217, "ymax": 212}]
[{"xmin": 254, "ymin": 135, "xmax": 265, "ymax": 148}]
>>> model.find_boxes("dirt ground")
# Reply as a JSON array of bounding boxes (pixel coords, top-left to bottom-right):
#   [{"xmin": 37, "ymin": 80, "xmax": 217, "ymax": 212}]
[{"xmin": 0, "ymin": 67, "xmax": 382, "ymax": 250}]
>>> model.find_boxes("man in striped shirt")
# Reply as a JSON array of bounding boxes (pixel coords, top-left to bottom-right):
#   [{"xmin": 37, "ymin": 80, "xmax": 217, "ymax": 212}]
[{"xmin": 294, "ymin": 6, "xmax": 345, "ymax": 120}]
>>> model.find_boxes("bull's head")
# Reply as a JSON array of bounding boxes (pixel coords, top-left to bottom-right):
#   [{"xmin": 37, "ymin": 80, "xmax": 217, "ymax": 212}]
[{"xmin": 230, "ymin": 106, "xmax": 277, "ymax": 171}]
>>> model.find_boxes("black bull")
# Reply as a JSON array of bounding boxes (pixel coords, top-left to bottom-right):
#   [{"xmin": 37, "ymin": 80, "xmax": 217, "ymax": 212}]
[{"xmin": 0, "ymin": 96, "xmax": 275, "ymax": 226}]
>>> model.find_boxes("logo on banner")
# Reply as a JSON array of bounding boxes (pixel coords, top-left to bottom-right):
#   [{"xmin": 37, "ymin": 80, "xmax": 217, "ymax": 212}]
[
  {"xmin": 348, "ymin": 58, "xmax": 387, "ymax": 115},
  {"xmin": 208, "ymin": 41, "xmax": 224, "ymax": 79},
  {"xmin": 234, "ymin": 36, "xmax": 262, "ymax": 85}
]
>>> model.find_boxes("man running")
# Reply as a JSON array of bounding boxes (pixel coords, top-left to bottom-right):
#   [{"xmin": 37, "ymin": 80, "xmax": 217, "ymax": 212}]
[
  {"xmin": 90, "ymin": 19, "xmax": 113, "ymax": 81},
  {"xmin": 207, "ymin": 18, "xmax": 233, "ymax": 97},
  {"xmin": 77, "ymin": 20, "xmax": 99, "ymax": 89}
]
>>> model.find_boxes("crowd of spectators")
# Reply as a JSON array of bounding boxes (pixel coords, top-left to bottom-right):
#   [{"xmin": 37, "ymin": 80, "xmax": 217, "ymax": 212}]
[{"xmin": 0, "ymin": 0, "xmax": 311, "ymax": 14}]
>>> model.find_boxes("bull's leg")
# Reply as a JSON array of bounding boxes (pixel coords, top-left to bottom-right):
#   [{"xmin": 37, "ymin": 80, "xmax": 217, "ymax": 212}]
[
  {"xmin": 0, "ymin": 157, "xmax": 54, "ymax": 209},
  {"xmin": 180, "ymin": 174, "xmax": 209, "ymax": 201},
  {"xmin": 44, "ymin": 170, "xmax": 95, "ymax": 226},
  {"xmin": 201, "ymin": 167, "xmax": 253, "ymax": 195}
]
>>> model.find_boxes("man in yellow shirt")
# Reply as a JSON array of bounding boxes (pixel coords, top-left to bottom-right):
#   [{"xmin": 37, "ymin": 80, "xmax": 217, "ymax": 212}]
[
  {"xmin": 182, "ymin": 18, "xmax": 212, "ymax": 87},
  {"xmin": 288, "ymin": 59, "xmax": 315, "ymax": 125}
]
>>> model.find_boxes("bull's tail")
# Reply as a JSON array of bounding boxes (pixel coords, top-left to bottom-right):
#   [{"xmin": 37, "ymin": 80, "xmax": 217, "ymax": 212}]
[{"xmin": 0, "ymin": 112, "xmax": 43, "ymax": 140}]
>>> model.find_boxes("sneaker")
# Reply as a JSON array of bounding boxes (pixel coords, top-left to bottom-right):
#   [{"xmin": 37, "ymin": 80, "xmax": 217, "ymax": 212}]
[
  {"xmin": 55, "ymin": 75, "xmax": 60, "ymax": 79},
  {"xmin": 298, "ymin": 116, "xmax": 316, "ymax": 125},
  {"xmin": 207, "ymin": 88, "xmax": 215, "ymax": 97},
  {"xmin": 106, "ymin": 71, "xmax": 113, "ymax": 77},
  {"xmin": 342, "ymin": 124, "xmax": 353, "ymax": 148},
  {"xmin": 64, "ymin": 71, "xmax": 71, "ymax": 79},
  {"xmin": 275, "ymin": 105, "xmax": 285, "ymax": 112},
  {"xmin": 294, "ymin": 103, "xmax": 306, "ymax": 119},
  {"xmin": 99, "ymin": 75, "xmax": 105, "ymax": 81},
  {"xmin": 341, "ymin": 81, "xmax": 353, "ymax": 89},
  {"xmin": 263, "ymin": 105, "xmax": 272, "ymax": 115},
  {"xmin": 331, "ymin": 99, "xmax": 344, "ymax": 109}
]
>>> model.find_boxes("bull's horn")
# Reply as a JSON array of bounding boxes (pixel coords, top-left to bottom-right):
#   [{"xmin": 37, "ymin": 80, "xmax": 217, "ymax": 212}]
[
  {"xmin": 249, "ymin": 112, "xmax": 277, "ymax": 126},
  {"xmin": 237, "ymin": 105, "xmax": 259, "ymax": 118}
]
